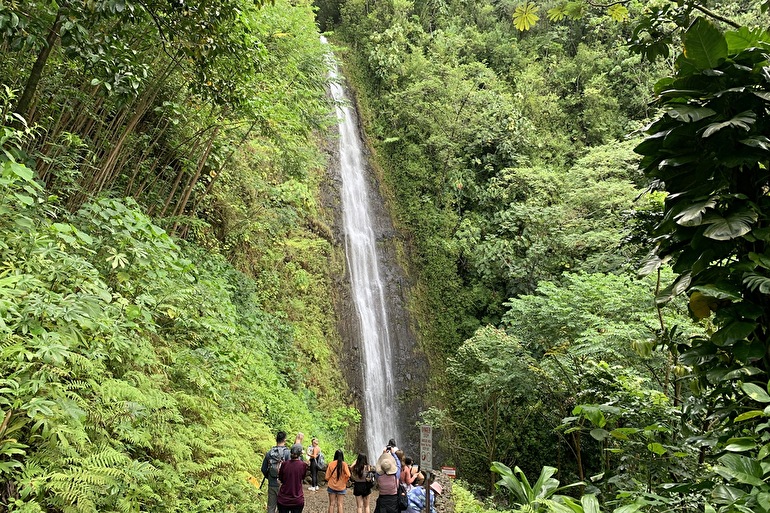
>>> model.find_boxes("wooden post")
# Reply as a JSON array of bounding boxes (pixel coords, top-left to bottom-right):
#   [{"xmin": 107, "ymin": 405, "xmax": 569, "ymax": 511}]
[{"xmin": 423, "ymin": 472, "xmax": 434, "ymax": 513}]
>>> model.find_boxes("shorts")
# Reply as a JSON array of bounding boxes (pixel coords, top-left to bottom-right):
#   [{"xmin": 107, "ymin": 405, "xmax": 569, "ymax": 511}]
[
  {"xmin": 327, "ymin": 487, "xmax": 347, "ymax": 495},
  {"xmin": 353, "ymin": 481, "xmax": 372, "ymax": 497}
]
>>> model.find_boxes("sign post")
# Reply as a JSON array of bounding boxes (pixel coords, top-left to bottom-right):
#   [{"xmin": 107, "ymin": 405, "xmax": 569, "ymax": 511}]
[{"xmin": 419, "ymin": 425, "xmax": 432, "ymax": 471}]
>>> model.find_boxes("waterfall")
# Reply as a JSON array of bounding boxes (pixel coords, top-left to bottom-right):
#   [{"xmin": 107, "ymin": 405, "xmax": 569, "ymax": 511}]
[{"xmin": 323, "ymin": 37, "xmax": 401, "ymax": 461}]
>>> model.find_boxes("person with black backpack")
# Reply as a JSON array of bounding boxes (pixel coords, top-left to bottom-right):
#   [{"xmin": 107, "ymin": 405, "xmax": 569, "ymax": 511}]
[{"xmin": 261, "ymin": 431, "xmax": 291, "ymax": 513}]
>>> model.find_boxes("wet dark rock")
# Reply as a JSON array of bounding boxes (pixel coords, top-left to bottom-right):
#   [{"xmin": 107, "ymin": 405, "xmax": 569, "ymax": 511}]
[{"xmin": 320, "ymin": 73, "xmax": 428, "ymax": 459}]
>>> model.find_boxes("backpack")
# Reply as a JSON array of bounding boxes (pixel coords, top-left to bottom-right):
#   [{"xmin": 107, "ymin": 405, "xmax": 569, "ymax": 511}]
[
  {"xmin": 266, "ymin": 446, "xmax": 284, "ymax": 479},
  {"xmin": 316, "ymin": 451, "xmax": 326, "ymax": 470},
  {"xmin": 397, "ymin": 483, "xmax": 409, "ymax": 511}
]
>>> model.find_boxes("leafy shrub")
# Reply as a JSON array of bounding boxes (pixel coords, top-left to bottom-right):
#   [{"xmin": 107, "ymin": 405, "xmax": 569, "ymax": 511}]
[{"xmin": 0, "ymin": 132, "xmax": 353, "ymax": 511}]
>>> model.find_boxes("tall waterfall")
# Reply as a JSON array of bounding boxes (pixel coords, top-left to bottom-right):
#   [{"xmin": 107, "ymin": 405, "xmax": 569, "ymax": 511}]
[{"xmin": 323, "ymin": 37, "xmax": 401, "ymax": 460}]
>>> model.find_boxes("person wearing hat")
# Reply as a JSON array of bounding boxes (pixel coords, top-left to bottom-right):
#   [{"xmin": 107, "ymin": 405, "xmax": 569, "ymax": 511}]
[
  {"xmin": 277, "ymin": 444, "xmax": 309, "ymax": 513},
  {"xmin": 374, "ymin": 455, "xmax": 400, "ymax": 513},
  {"xmin": 380, "ymin": 440, "xmax": 402, "ymax": 479},
  {"xmin": 406, "ymin": 481, "xmax": 442, "ymax": 513}
]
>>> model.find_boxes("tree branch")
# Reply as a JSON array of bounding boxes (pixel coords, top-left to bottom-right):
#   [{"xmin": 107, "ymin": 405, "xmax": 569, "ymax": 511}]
[
  {"xmin": 585, "ymin": 0, "xmax": 627, "ymax": 8},
  {"xmin": 690, "ymin": 3, "xmax": 740, "ymax": 28}
]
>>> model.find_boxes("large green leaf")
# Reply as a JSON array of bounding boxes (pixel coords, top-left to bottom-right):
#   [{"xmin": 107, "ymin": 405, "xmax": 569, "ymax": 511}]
[
  {"xmin": 714, "ymin": 454, "xmax": 764, "ymax": 487},
  {"xmin": 759, "ymin": 493, "xmax": 770, "ymax": 512},
  {"xmin": 711, "ymin": 321, "xmax": 756, "ymax": 346},
  {"xmin": 610, "ymin": 428, "xmax": 641, "ymax": 441},
  {"xmin": 711, "ymin": 484, "xmax": 746, "ymax": 503},
  {"xmin": 492, "ymin": 462, "xmax": 528, "ymax": 503},
  {"xmin": 733, "ymin": 340, "xmax": 767, "ymax": 363},
  {"xmin": 667, "ymin": 105, "xmax": 716, "ymax": 123},
  {"xmin": 647, "ymin": 442, "xmax": 666, "ymax": 455},
  {"xmin": 675, "ymin": 197, "xmax": 716, "ymax": 226},
  {"xmin": 749, "ymin": 252, "xmax": 770, "ymax": 269},
  {"xmin": 614, "ymin": 504, "xmax": 642, "ymax": 513},
  {"xmin": 743, "ymin": 273, "xmax": 770, "ymax": 294},
  {"xmin": 725, "ymin": 27, "xmax": 770, "ymax": 53},
  {"xmin": 530, "ymin": 466, "xmax": 559, "ymax": 499},
  {"xmin": 734, "ymin": 410, "xmax": 764, "ymax": 422},
  {"xmin": 702, "ymin": 210, "xmax": 757, "ymax": 240},
  {"xmin": 655, "ymin": 272, "xmax": 692, "ymax": 304},
  {"xmin": 689, "ymin": 284, "xmax": 742, "ymax": 300},
  {"xmin": 683, "ymin": 18, "xmax": 728, "ymax": 70},
  {"xmin": 724, "ymin": 437, "xmax": 757, "ymax": 452},
  {"xmin": 573, "ymin": 405, "xmax": 606, "ymax": 428},
  {"xmin": 739, "ymin": 136, "xmax": 770, "ymax": 152},
  {"xmin": 637, "ymin": 254, "xmax": 663, "ymax": 277},
  {"xmin": 742, "ymin": 382, "xmax": 770, "ymax": 403},
  {"xmin": 723, "ymin": 366, "xmax": 763, "ymax": 380},
  {"xmin": 701, "ymin": 111, "xmax": 756, "ymax": 138},
  {"xmin": 581, "ymin": 494, "xmax": 601, "ymax": 513}
]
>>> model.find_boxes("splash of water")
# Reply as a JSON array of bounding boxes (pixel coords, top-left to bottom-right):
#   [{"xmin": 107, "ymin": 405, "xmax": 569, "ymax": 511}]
[{"xmin": 322, "ymin": 36, "xmax": 401, "ymax": 461}]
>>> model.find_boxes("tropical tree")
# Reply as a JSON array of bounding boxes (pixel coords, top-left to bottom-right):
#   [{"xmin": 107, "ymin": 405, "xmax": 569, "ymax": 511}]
[{"xmin": 634, "ymin": 15, "xmax": 770, "ymax": 510}]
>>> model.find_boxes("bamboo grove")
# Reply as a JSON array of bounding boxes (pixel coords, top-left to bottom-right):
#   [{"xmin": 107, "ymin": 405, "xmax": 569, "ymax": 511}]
[
  {"xmin": 1, "ymin": 0, "xmax": 331, "ymax": 232},
  {"xmin": 1, "ymin": 0, "xmax": 360, "ymax": 511}
]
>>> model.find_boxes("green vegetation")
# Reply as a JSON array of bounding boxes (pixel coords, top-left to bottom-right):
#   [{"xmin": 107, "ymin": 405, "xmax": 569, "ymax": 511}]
[
  {"xmin": 1, "ymin": 0, "xmax": 358, "ymax": 510},
  {"xmin": 3, "ymin": 0, "xmax": 770, "ymax": 511},
  {"xmin": 326, "ymin": 0, "xmax": 770, "ymax": 511}
]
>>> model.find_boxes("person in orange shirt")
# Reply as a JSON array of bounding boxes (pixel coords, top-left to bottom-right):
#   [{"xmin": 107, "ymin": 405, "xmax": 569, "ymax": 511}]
[
  {"xmin": 308, "ymin": 438, "xmax": 321, "ymax": 491},
  {"xmin": 325, "ymin": 450, "xmax": 351, "ymax": 513}
]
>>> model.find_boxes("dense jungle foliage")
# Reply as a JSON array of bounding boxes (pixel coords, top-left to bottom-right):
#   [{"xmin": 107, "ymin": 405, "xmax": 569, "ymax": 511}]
[
  {"xmin": 320, "ymin": 0, "xmax": 770, "ymax": 511},
  {"xmin": 2, "ymin": 0, "xmax": 770, "ymax": 511},
  {"xmin": 0, "ymin": 0, "xmax": 359, "ymax": 511}
]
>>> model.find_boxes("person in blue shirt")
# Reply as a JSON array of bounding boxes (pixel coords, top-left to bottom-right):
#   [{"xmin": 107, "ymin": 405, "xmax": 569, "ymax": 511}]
[
  {"xmin": 406, "ymin": 482, "xmax": 442, "ymax": 513},
  {"xmin": 379, "ymin": 440, "xmax": 401, "ymax": 477}
]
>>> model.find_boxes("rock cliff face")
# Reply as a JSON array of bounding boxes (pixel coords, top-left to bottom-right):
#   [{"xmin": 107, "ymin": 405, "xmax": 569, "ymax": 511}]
[{"xmin": 321, "ymin": 73, "xmax": 427, "ymax": 460}]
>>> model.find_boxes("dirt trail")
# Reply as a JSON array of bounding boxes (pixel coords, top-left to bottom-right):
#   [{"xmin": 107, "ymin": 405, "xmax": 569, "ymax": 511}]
[
  {"xmin": 301, "ymin": 485, "xmax": 379, "ymax": 513},
  {"xmin": 298, "ymin": 473, "xmax": 454, "ymax": 513}
]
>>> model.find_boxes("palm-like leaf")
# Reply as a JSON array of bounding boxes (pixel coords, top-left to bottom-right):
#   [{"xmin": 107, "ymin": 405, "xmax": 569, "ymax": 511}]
[
  {"xmin": 530, "ymin": 466, "xmax": 559, "ymax": 498},
  {"xmin": 513, "ymin": 2, "xmax": 539, "ymax": 31}
]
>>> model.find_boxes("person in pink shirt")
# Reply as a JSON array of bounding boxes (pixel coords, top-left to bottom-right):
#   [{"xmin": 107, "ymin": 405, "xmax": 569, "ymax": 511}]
[{"xmin": 399, "ymin": 455, "xmax": 416, "ymax": 491}]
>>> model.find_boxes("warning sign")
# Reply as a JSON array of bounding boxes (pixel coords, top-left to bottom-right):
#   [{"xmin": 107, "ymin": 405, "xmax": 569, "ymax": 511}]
[
  {"xmin": 441, "ymin": 466, "xmax": 456, "ymax": 479},
  {"xmin": 419, "ymin": 425, "xmax": 432, "ymax": 471}
]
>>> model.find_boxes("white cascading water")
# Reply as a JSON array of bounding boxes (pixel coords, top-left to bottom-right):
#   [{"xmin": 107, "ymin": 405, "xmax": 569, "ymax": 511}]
[{"xmin": 322, "ymin": 36, "xmax": 401, "ymax": 461}]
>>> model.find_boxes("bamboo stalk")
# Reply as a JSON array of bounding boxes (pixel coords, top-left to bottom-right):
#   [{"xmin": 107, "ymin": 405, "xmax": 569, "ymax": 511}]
[{"xmin": 170, "ymin": 126, "xmax": 218, "ymax": 234}]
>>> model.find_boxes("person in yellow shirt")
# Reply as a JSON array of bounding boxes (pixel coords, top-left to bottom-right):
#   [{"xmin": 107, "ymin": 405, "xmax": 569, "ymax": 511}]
[{"xmin": 324, "ymin": 450, "xmax": 351, "ymax": 513}]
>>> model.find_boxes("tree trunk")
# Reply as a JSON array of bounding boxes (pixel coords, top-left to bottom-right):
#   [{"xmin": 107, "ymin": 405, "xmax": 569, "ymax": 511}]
[
  {"xmin": 572, "ymin": 431, "xmax": 584, "ymax": 482},
  {"xmin": 15, "ymin": 9, "xmax": 65, "ymax": 121}
]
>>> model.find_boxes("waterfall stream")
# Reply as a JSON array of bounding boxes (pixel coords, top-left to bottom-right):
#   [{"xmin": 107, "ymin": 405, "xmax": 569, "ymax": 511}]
[{"xmin": 323, "ymin": 37, "xmax": 401, "ymax": 460}]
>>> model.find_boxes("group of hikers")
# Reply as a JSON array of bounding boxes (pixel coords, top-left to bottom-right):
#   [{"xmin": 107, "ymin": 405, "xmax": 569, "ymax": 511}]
[{"xmin": 261, "ymin": 432, "xmax": 442, "ymax": 513}]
